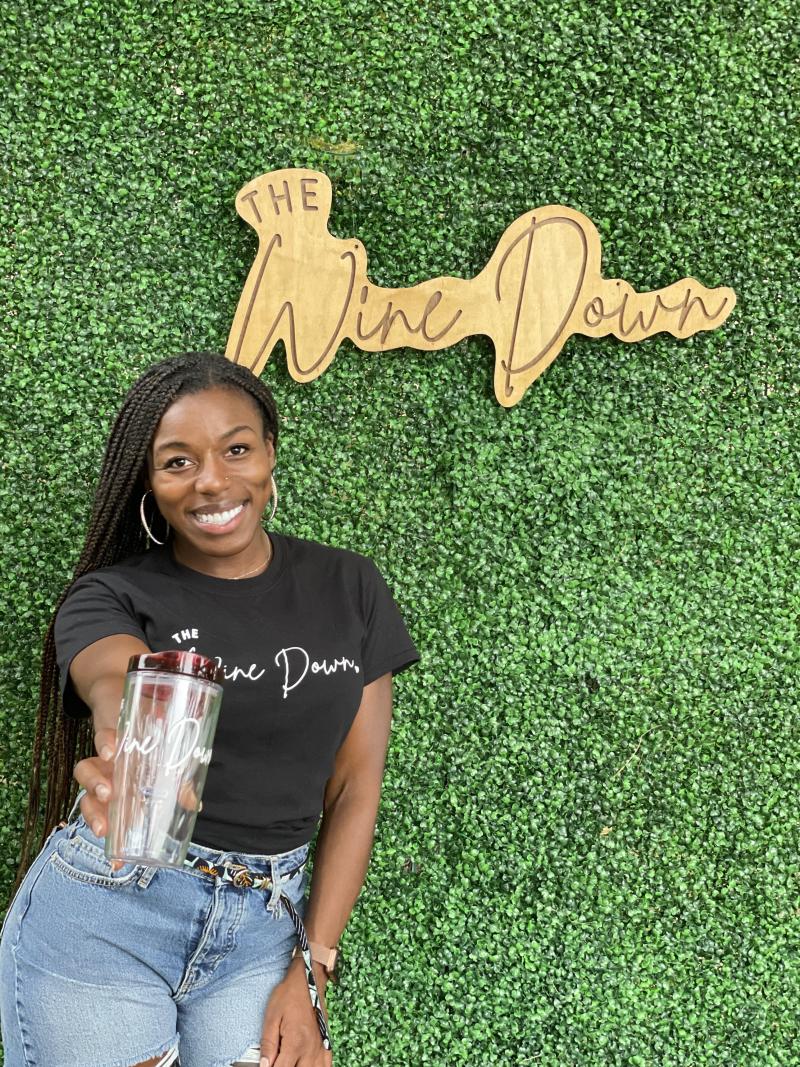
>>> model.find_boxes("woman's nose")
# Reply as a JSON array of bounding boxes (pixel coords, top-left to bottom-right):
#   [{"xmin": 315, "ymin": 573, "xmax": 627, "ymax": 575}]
[{"xmin": 194, "ymin": 455, "xmax": 228, "ymax": 492}]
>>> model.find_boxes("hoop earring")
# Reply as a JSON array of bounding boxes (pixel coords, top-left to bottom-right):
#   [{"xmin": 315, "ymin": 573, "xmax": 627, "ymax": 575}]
[
  {"xmin": 140, "ymin": 490, "xmax": 170, "ymax": 545},
  {"xmin": 267, "ymin": 473, "xmax": 278, "ymax": 523}
]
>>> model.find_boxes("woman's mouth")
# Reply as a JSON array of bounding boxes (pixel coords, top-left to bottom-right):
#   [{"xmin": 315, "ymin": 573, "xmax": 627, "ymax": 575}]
[{"xmin": 190, "ymin": 501, "xmax": 249, "ymax": 534}]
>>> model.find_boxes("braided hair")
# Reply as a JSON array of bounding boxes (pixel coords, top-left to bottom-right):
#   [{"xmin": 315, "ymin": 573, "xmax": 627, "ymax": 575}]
[{"xmin": 8, "ymin": 352, "xmax": 279, "ymax": 899}]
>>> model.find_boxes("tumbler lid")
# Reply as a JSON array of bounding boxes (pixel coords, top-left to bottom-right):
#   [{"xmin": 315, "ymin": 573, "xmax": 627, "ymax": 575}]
[{"xmin": 126, "ymin": 650, "xmax": 223, "ymax": 685}]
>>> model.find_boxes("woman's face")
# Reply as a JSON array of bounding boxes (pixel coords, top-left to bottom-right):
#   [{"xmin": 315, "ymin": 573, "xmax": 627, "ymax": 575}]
[{"xmin": 145, "ymin": 385, "xmax": 275, "ymax": 567}]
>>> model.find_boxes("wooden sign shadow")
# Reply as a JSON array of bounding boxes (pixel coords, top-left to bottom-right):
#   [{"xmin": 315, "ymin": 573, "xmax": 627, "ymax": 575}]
[{"xmin": 225, "ymin": 168, "xmax": 736, "ymax": 407}]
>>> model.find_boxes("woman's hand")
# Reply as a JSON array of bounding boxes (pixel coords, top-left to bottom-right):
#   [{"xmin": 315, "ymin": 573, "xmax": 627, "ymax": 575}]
[
  {"xmin": 73, "ymin": 726, "xmax": 200, "ymax": 872},
  {"xmin": 260, "ymin": 958, "xmax": 333, "ymax": 1067},
  {"xmin": 73, "ymin": 726, "xmax": 119, "ymax": 862}
]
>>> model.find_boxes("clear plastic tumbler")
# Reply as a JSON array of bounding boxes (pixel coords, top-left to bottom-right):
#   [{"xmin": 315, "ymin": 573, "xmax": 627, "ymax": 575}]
[{"xmin": 105, "ymin": 650, "xmax": 224, "ymax": 867}]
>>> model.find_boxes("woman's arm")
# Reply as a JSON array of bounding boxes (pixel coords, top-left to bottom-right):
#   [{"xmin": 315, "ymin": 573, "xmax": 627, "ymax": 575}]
[
  {"xmin": 69, "ymin": 634, "xmax": 153, "ymax": 838},
  {"xmin": 259, "ymin": 672, "xmax": 394, "ymax": 1064},
  {"xmin": 300, "ymin": 669, "xmax": 394, "ymax": 965},
  {"xmin": 70, "ymin": 633, "xmax": 153, "ymax": 737}
]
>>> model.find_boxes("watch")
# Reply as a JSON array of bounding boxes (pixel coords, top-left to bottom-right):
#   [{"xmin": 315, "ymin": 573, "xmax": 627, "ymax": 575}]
[{"xmin": 292, "ymin": 941, "xmax": 342, "ymax": 984}]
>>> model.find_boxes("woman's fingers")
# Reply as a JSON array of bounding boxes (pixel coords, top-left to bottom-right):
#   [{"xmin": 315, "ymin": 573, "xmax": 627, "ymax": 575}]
[
  {"xmin": 74, "ymin": 729, "xmax": 127, "ymax": 871},
  {"xmin": 178, "ymin": 779, "xmax": 201, "ymax": 811},
  {"xmin": 72, "ymin": 726, "xmax": 118, "ymax": 829},
  {"xmin": 74, "ymin": 753, "xmax": 127, "ymax": 870},
  {"xmin": 93, "ymin": 726, "xmax": 118, "ymax": 763},
  {"xmin": 74, "ymin": 757, "xmax": 112, "ymax": 804},
  {"xmin": 79, "ymin": 795, "xmax": 105, "ymax": 836},
  {"xmin": 75, "ymin": 730, "xmax": 117, "ymax": 833},
  {"xmin": 75, "ymin": 763, "xmax": 111, "ymax": 833}
]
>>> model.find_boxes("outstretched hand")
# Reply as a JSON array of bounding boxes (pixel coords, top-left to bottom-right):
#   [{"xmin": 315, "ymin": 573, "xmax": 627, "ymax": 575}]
[
  {"xmin": 259, "ymin": 958, "xmax": 332, "ymax": 1067},
  {"xmin": 73, "ymin": 727, "xmax": 201, "ymax": 872}
]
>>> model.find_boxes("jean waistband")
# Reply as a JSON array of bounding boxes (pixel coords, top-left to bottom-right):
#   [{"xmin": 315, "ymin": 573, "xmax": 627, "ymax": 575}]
[{"xmin": 186, "ymin": 836, "xmax": 310, "ymax": 879}]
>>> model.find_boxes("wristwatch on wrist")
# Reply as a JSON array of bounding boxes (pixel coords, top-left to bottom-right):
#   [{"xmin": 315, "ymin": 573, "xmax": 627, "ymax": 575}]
[{"xmin": 291, "ymin": 941, "xmax": 341, "ymax": 984}]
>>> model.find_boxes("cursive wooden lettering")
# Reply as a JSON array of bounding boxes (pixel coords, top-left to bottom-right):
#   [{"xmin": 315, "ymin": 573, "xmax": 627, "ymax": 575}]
[{"xmin": 226, "ymin": 168, "xmax": 736, "ymax": 407}]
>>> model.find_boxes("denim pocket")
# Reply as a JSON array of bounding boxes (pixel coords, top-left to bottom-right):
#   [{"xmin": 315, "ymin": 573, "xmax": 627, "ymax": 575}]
[{"xmin": 50, "ymin": 832, "xmax": 146, "ymax": 889}]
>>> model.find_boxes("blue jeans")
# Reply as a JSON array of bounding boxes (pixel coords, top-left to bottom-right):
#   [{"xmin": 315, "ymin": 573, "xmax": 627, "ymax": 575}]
[{"xmin": 0, "ymin": 791, "xmax": 310, "ymax": 1067}]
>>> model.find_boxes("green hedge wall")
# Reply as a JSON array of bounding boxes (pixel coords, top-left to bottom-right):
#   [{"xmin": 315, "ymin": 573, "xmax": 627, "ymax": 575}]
[{"xmin": 2, "ymin": 0, "xmax": 798, "ymax": 1063}]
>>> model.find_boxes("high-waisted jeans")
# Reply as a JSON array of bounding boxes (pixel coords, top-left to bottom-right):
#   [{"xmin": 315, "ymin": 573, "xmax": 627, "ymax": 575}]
[{"xmin": 0, "ymin": 790, "xmax": 312, "ymax": 1067}]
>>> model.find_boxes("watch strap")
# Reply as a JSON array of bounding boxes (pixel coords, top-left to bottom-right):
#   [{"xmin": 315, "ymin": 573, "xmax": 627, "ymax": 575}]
[{"xmin": 292, "ymin": 941, "xmax": 339, "ymax": 974}]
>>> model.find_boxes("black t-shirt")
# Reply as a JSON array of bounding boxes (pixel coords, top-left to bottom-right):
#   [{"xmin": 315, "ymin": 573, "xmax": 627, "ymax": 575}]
[{"xmin": 53, "ymin": 532, "xmax": 420, "ymax": 853}]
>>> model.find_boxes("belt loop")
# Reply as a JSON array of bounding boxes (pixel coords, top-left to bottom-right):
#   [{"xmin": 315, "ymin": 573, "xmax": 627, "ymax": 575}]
[
  {"xmin": 136, "ymin": 865, "xmax": 158, "ymax": 888},
  {"xmin": 266, "ymin": 857, "xmax": 283, "ymax": 920},
  {"xmin": 60, "ymin": 788, "xmax": 87, "ymax": 841},
  {"xmin": 66, "ymin": 788, "xmax": 86, "ymax": 826}
]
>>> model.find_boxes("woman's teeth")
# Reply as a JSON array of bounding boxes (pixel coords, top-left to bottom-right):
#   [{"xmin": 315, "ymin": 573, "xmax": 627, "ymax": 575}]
[{"xmin": 194, "ymin": 504, "xmax": 245, "ymax": 526}]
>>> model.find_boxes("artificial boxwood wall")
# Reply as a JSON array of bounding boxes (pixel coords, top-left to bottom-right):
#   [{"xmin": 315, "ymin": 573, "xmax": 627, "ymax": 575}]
[{"xmin": 1, "ymin": 0, "xmax": 798, "ymax": 1063}]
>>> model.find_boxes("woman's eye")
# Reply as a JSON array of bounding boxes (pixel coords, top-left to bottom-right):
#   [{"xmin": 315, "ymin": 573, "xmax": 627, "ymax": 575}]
[{"xmin": 161, "ymin": 445, "xmax": 249, "ymax": 470}]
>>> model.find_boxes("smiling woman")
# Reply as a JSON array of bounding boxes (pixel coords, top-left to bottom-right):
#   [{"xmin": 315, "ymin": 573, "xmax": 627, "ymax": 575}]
[
  {"xmin": 1, "ymin": 352, "xmax": 420, "ymax": 1067},
  {"xmin": 146, "ymin": 387, "xmax": 277, "ymax": 577}
]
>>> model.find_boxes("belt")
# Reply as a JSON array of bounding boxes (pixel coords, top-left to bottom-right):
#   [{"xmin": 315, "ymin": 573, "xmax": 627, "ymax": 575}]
[{"xmin": 182, "ymin": 847, "xmax": 332, "ymax": 1053}]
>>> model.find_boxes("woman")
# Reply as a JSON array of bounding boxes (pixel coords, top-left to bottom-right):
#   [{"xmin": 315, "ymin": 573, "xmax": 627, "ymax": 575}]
[{"xmin": 0, "ymin": 352, "xmax": 419, "ymax": 1067}]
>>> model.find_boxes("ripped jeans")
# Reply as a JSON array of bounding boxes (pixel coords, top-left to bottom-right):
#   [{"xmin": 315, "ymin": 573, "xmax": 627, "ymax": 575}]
[{"xmin": 0, "ymin": 789, "xmax": 328, "ymax": 1067}]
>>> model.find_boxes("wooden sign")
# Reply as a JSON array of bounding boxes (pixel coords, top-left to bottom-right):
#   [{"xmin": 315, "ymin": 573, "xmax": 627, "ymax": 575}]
[{"xmin": 226, "ymin": 168, "xmax": 736, "ymax": 407}]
